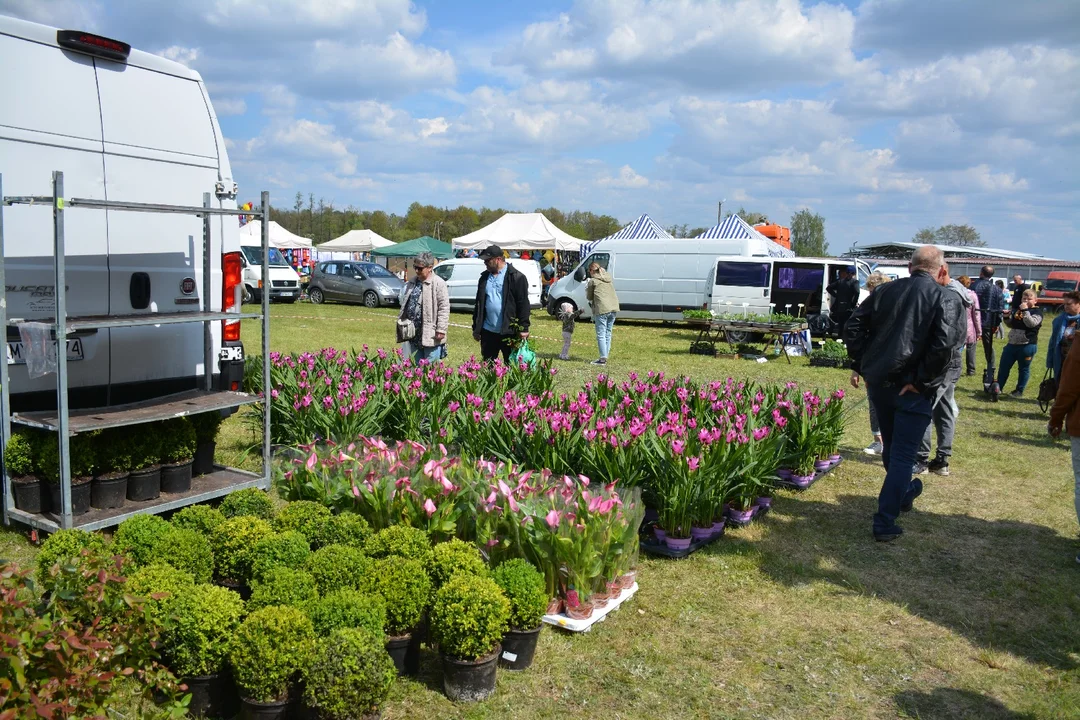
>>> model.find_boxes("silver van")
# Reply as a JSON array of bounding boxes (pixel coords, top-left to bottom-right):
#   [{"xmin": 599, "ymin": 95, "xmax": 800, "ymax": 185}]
[{"xmin": 308, "ymin": 260, "xmax": 403, "ymax": 307}]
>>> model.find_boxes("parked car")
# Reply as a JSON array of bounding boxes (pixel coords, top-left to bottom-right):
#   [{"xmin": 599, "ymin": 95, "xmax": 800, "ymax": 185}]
[
  {"xmin": 431, "ymin": 258, "xmax": 542, "ymax": 310},
  {"xmin": 307, "ymin": 261, "xmax": 403, "ymax": 307},
  {"xmin": 239, "ymin": 241, "xmax": 301, "ymax": 303},
  {"xmin": 1038, "ymin": 271, "xmax": 1080, "ymax": 309}
]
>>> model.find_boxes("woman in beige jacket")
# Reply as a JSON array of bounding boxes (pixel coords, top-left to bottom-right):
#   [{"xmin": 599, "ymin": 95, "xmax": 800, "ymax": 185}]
[
  {"xmin": 398, "ymin": 251, "xmax": 450, "ymax": 362},
  {"xmin": 586, "ymin": 263, "xmax": 620, "ymax": 365}
]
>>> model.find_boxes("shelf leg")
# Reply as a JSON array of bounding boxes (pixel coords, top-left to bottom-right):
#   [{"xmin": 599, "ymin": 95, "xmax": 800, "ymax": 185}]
[
  {"xmin": 203, "ymin": 194, "xmax": 213, "ymax": 392},
  {"xmin": 260, "ymin": 191, "xmax": 271, "ymax": 490},
  {"xmin": 54, "ymin": 172, "xmax": 72, "ymax": 530},
  {"xmin": 0, "ymin": 174, "xmax": 12, "ymax": 526}
]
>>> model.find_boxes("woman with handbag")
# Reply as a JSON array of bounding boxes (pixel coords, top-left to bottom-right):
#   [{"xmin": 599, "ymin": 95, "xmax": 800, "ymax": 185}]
[{"xmin": 397, "ymin": 252, "xmax": 449, "ymax": 362}]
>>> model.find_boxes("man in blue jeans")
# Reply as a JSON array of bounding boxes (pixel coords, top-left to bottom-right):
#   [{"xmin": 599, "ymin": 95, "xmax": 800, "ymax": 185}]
[{"xmin": 845, "ymin": 246, "xmax": 964, "ymax": 541}]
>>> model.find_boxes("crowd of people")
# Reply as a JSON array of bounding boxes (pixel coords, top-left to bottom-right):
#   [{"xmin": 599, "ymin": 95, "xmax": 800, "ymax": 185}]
[{"xmin": 845, "ymin": 247, "xmax": 1080, "ymax": 558}]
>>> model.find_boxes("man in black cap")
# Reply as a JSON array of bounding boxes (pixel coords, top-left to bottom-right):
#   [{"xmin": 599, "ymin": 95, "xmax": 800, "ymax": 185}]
[
  {"xmin": 473, "ymin": 244, "xmax": 531, "ymax": 362},
  {"xmin": 827, "ymin": 265, "xmax": 861, "ymax": 337}
]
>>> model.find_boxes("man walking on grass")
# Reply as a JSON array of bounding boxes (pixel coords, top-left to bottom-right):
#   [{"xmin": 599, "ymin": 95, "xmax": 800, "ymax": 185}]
[
  {"xmin": 845, "ymin": 246, "xmax": 964, "ymax": 542},
  {"xmin": 472, "ymin": 244, "xmax": 531, "ymax": 363},
  {"xmin": 970, "ymin": 265, "xmax": 1004, "ymax": 376}
]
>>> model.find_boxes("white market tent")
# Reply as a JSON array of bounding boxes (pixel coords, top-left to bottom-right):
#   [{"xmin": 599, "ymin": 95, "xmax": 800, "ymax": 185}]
[
  {"xmin": 452, "ymin": 212, "xmax": 583, "ymax": 252},
  {"xmin": 239, "ymin": 220, "xmax": 312, "ymax": 249},
  {"xmin": 318, "ymin": 229, "xmax": 395, "ymax": 253}
]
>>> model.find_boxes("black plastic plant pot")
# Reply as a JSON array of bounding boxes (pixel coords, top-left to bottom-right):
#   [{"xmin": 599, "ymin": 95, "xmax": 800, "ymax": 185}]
[
  {"xmin": 441, "ymin": 647, "xmax": 500, "ymax": 702},
  {"xmin": 217, "ymin": 579, "xmax": 252, "ymax": 601},
  {"xmin": 184, "ymin": 673, "xmax": 240, "ymax": 719},
  {"xmin": 127, "ymin": 466, "xmax": 161, "ymax": 501},
  {"xmin": 193, "ymin": 442, "xmax": 216, "ymax": 476},
  {"xmin": 240, "ymin": 697, "xmax": 287, "ymax": 720},
  {"xmin": 385, "ymin": 632, "xmax": 421, "ymax": 676},
  {"xmin": 12, "ymin": 479, "xmax": 45, "ymax": 514},
  {"xmin": 91, "ymin": 473, "xmax": 128, "ymax": 510},
  {"xmin": 47, "ymin": 479, "xmax": 92, "ymax": 516},
  {"xmin": 499, "ymin": 626, "xmax": 541, "ymax": 671},
  {"xmin": 161, "ymin": 461, "xmax": 193, "ymax": 494}
]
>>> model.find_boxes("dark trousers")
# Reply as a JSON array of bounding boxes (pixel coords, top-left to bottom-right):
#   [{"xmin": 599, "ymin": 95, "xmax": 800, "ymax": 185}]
[
  {"xmin": 981, "ymin": 326, "xmax": 997, "ymax": 371},
  {"xmin": 965, "ymin": 342, "xmax": 977, "ymax": 374},
  {"xmin": 479, "ymin": 329, "xmax": 513, "ymax": 362},
  {"xmin": 867, "ymin": 384, "xmax": 933, "ymax": 532}
]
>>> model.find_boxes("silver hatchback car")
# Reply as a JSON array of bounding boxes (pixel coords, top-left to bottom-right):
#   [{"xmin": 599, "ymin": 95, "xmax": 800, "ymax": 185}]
[{"xmin": 308, "ymin": 261, "xmax": 404, "ymax": 307}]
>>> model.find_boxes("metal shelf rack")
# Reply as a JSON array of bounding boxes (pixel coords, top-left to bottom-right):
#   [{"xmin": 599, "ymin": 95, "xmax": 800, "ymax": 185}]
[{"xmin": 0, "ymin": 171, "xmax": 273, "ymax": 532}]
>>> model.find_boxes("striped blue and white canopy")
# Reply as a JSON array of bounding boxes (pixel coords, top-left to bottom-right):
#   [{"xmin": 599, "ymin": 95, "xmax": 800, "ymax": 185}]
[
  {"xmin": 694, "ymin": 215, "xmax": 795, "ymax": 258},
  {"xmin": 579, "ymin": 214, "xmax": 673, "ymax": 257}
]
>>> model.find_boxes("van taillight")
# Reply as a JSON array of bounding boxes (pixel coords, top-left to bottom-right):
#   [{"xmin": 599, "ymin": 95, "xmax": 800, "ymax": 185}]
[
  {"xmin": 57, "ymin": 30, "xmax": 131, "ymax": 62},
  {"xmin": 223, "ymin": 251, "xmax": 242, "ymax": 342}
]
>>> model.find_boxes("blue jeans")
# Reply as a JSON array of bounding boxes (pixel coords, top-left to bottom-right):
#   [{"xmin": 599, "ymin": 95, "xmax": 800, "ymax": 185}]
[
  {"xmin": 594, "ymin": 312, "xmax": 616, "ymax": 359},
  {"xmin": 997, "ymin": 343, "xmax": 1037, "ymax": 392},
  {"xmin": 867, "ymin": 384, "xmax": 933, "ymax": 532},
  {"xmin": 412, "ymin": 343, "xmax": 444, "ymax": 363}
]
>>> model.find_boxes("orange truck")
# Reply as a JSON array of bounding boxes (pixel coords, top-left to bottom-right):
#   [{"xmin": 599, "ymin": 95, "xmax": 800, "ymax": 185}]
[
  {"xmin": 754, "ymin": 223, "xmax": 791, "ymax": 249},
  {"xmin": 1038, "ymin": 270, "xmax": 1080, "ymax": 308}
]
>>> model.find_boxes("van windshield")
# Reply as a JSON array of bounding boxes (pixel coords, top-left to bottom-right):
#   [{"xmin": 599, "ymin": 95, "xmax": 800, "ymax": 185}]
[
  {"xmin": 1045, "ymin": 278, "xmax": 1078, "ymax": 292},
  {"xmin": 241, "ymin": 246, "xmax": 290, "ymax": 267}
]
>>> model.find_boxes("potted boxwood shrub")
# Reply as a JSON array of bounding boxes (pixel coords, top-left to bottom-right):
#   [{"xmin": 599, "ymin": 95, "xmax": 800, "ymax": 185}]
[
  {"xmin": 307, "ymin": 589, "xmax": 387, "ymax": 640},
  {"xmin": 304, "ymin": 543, "xmax": 373, "ymax": 595},
  {"xmin": 313, "ymin": 512, "xmax": 371, "ymax": 550},
  {"xmin": 167, "ymin": 583, "xmax": 246, "ymax": 720},
  {"xmin": 172, "ymin": 503, "xmax": 227, "ymax": 537},
  {"xmin": 273, "ymin": 501, "xmax": 330, "ymax": 546},
  {"xmin": 127, "ymin": 563, "xmax": 196, "ymax": 630},
  {"xmin": 190, "ymin": 411, "xmax": 223, "ymax": 476},
  {"xmin": 429, "ymin": 574, "xmax": 510, "ymax": 702},
  {"xmin": 364, "ymin": 525, "xmax": 434, "ymax": 568},
  {"xmin": 430, "ymin": 538, "xmax": 488, "ymax": 589},
  {"xmin": 34, "ymin": 527, "xmax": 108, "ymax": 594},
  {"xmin": 246, "ymin": 566, "xmax": 319, "ymax": 612},
  {"xmin": 210, "ymin": 515, "xmax": 273, "ymax": 598},
  {"xmin": 369, "ymin": 557, "xmax": 431, "ymax": 677},
  {"xmin": 249, "ymin": 530, "xmax": 311, "ymax": 583},
  {"xmin": 229, "ymin": 605, "xmax": 316, "ymax": 719},
  {"xmin": 5, "ymin": 430, "xmax": 43, "ymax": 513},
  {"xmin": 302, "ymin": 628, "xmax": 396, "ymax": 720},
  {"xmin": 38, "ymin": 432, "xmax": 95, "ymax": 515},
  {"xmin": 220, "ymin": 487, "xmax": 277, "ymax": 521},
  {"xmin": 491, "ymin": 559, "xmax": 547, "ymax": 671},
  {"xmin": 160, "ymin": 417, "xmax": 197, "ymax": 494},
  {"xmin": 92, "ymin": 427, "xmax": 134, "ymax": 510},
  {"xmin": 113, "ymin": 513, "xmax": 173, "ymax": 569},
  {"xmin": 128, "ymin": 426, "xmax": 164, "ymax": 501},
  {"xmin": 147, "ymin": 525, "xmax": 214, "ymax": 583}
]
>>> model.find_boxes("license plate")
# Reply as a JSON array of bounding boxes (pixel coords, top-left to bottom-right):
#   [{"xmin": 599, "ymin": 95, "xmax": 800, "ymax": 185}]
[
  {"xmin": 219, "ymin": 346, "xmax": 244, "ymax": 362},
  {"xmin": 7, "ymin": 338, "xmax": 84, "ymax": 365},
  {"xmin": 279, "ymin": 291, "xmax": 294, "ymax": 297}
]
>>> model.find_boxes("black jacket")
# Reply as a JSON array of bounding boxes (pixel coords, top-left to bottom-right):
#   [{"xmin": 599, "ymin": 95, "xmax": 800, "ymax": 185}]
[
  {"xmin": 1010, "ymin": 283, "xmax": 1030, "ymax": 312},
  {"xmin": 827, "ymin": 276, "xmax": 860, "ymax": 314},
  {"xmin": 473, "ymin": 263, "xmax": 531, "ymax": 336},
  {"xmin": 845, "ymin": 271, "xmax": 965, "ymax": 392},
  {"xmin": 970, "ymin": 277, "xmax": 1004, "ymax": 330}
]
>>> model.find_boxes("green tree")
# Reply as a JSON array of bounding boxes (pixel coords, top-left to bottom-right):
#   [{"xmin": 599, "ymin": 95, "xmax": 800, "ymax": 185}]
[
  {"xmin": 913, "ymin": 227, "xmax": 936, "ymax": 244},
  {"xmin": 790, "ymin": 209, "xmax": 828, "ymax": 256},
  {"xmin": 911, "ymin": 224, "xmax": 985, "ymax": 247},
  {"xmin": 728, "ymin": 207, "xmax": 769, "ymax": 226}
]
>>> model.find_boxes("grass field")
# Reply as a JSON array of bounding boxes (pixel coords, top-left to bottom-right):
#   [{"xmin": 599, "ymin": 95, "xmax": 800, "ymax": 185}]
[{"xmin": 3, "ymin": 301, "xmax": 1078, "ymax": 719}]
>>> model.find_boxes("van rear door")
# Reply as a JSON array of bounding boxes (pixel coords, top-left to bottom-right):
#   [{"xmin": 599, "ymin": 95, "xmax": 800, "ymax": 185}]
[
  {"xmin": 96, "ymin": 60, "xmax": 222, "ymax": 392},
  {"xmin": 0, "ymin": 29, "xmax": 110, "ymax": 401},
  {"xmin": 710, "ymin": 259, "xmax": 773, "ymax": 316}
]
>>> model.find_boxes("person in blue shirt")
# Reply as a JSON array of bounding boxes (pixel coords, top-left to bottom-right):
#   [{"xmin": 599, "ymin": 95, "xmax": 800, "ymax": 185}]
[
  {"xmin": 970, "ymin": 265, "xmax": 1005, "ymax": 375},
  {"xmin": 1048, "ymin": 291, "xmax": 1080, "ymax": 381},
  {"xmin": 472, "ymin": 244, "xmax": 531, "ymax": 362}
]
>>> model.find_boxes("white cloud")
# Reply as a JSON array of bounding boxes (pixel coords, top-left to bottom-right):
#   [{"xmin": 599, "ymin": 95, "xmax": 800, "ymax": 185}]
[
  {"xmin": 214, "ymin": 98, "xmax": 248, "ymax": 116},
  {"xmin": 160, "ymin": 45, "xmax": 200, "ymax": 67},
  {"xmin": 598, "ymin": 165, "xmax": 649, "ymax": 189},
  {"xmin": 244, "ymin": 119, "xmax": 357, "ymax": 176},
  {"xmin": 0, "ymin": 0, "xmax": 101, "ymax": 29},
  {"xmin": 960, "ymin": 164, "xmax": 1029, "ymax": 193}
]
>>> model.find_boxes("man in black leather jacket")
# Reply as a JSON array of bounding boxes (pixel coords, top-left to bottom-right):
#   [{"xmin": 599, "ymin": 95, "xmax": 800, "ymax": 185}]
[{"xmin": 845, "ymin": 246, "xmax": 965, "ymax": 541}]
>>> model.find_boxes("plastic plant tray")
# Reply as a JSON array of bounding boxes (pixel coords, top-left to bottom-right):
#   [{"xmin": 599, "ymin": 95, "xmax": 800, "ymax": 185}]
[
  {"xmin": 541, "ymin": 583, "xmax": 639, "ymax": 633},
  {"xmin": 777, "ymin": 457, "xmax": 843, "ymax": 491}
]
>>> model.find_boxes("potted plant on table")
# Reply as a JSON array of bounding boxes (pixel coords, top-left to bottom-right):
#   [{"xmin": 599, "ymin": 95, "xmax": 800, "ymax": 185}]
[
  {"xmin": 160, "ymin": 417, "xmax": 197, "ymax": 494},
  {"xmin": 369, "ymin": 557, "xmax": 431, "ymax": 677},
  {"xmin": 190, "ymin": 411, "xmax": 223, "ymax": 476},
  {"xmin": 429, "ymin": 574, "xmax": 510, "ymax": 702},
  {"xmin": 38, "ymin": 432, "xmax": 96, "ymax": 515},
  {"xmin": 91, "ymin": 427, "xmax": 133, "ymax": 509},
  {"xmin": 128, "ymin": 426, "xmax": 163, "ymax": 501},
  {"xmin": 5, "ymin": 430, "xmax": 43, "ymax": 513},
  {"xmin": 229, "ymin": 605, "xmax": 316, "ymax": 720},
  {"xmin": 491, "ymin": 559, "xmax": 547, "ymax": 671},
  {"xmin": 301, "ymin": 628, "xmax": 396, "ymax": 720}
]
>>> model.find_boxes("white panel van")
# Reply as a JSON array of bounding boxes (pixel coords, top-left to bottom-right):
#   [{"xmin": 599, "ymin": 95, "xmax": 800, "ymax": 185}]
[
  {"xmin": 0, "ymin": 17, "xmax": 245, "ymax": 409},
  {"xmin": 432, "ymin": 258, "xmax": 542, "ymax": 310},
  {"xmin": 238, "ymin": 240, "xmax": 301, "ymax": 303}
]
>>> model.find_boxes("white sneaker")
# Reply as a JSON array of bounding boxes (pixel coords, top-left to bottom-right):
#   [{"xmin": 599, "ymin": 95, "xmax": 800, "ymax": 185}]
[{"xmin": 864, "ymin": 440, "xmax": 883, "ymax": 455}]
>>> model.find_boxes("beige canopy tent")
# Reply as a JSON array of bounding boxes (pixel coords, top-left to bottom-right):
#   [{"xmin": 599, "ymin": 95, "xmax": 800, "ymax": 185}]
[
  {"xmin": 319, "ymin": 229, "xmax": 395, "ymax": 253},
  {"xmin": 451, "ymin": 212, "xmax": 582, "ymax": 252},
  {"xmin": 239, "ymin": 220, "xmax": 312, "ymax": 249}
]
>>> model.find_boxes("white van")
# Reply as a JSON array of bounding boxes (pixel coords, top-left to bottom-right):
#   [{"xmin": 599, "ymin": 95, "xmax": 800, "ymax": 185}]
[
  {"xmin": 239, "ymin": 240, "xmax": 301, "ymax": 303},
  {"xmin": 0, "ymin": 17, "xmax": 245, "ymax": 409},
  {"xmin": 432, "ymin": 258, "xmax": 542, "ymax": 310},
  {"xmin": 705, "ymin": 256, "xmax": 872, "ymax": 335},
  {"xmin": 547, "ymin": 236, "xmax": 779, "ymax": 320}
]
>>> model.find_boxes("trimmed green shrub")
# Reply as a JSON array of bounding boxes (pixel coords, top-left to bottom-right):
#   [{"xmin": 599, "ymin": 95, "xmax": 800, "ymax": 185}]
[
  {"xmin": 307, "ymin": 589, "xmax": 386, "ymax": 641},
  {"xmin": 429, "ymin": 574, "xmax": 509, "ymax": 661},
  {"xmin": 305, "ymin": 544, "xmax": 373, "ymax": 594},
  {"xmin": 431, "ymin": 538, "xmax": 488, "ymax": 588},
  {"xmin": 167, "ymin": 583, "xmax": 245, "ymax": 678},
  {"xmin": 491, "ymin": 559, "xmax": 548, "ymax": 631},
  {"xmin": 130, "ymin": 427, "xmax": 163, "ymax": 471},
  {"xmin": 128, "ymin": 563, "xmax": 196, "ymax": 628},
  {"xmin": 171, "ymin": 504, "xmax": 226, "ymax": 537},
  {"xmin": 314, "ymin": 512, "xmax": 371, "ymax": 549},
  {"xmin": 247, "ymin": 567, "xmax": 319, "ymax": 612},
  {"xmin": 38, "ymin": 433, "xmax": 97, "ymax": 482},
  {"xmin": 219, "ymin": 487, "xmax": 276, "ymax": 521},
  {"xmin": 148, "ymin": 526, "xmax": 213, "ymax": 584},
  {"xmin": 210, "ymin": 515, "xmax": 273, "ymax": 585},
  {"xmin": 113, "ymin": 514, "xmax": 172, "ymax": 569},
  {"xmin": 273, "ymin": 501, "xmax": 330, "ymax": 545},
  {"xmin": 249, "ymin": 530, "xmax": 311, "ymax": 582},
  {"xmin": 229, "ymin": 606, "xmax": 316, "ymax": 703},
  {"xmin": 95, "ymin": 427, "xmax": 135, "ymax": 476},
  {"xmin": 5, "ymin": 431, "xmax": 36, "ymax": 477},
  {"xmin": 302, "ymin": 628, "xmax": 395, "ymax": 720},
  {"xmin": 35, "ymin": 528, "xmax": 109, "ymax": 594},
  {"xmin": 364, "ymin": 525, "xmax": 433, "ymax": 567},
  {"xmin": 190, "ymin": 412, "xmax": 223, "ymax": 445},
  {"xmin": 369, "ymin": 557, "xmax": 431, "ymax": 637},
  {"xmin": 159, "ymin": 418, "xmax": 197, "ymax": 464}
]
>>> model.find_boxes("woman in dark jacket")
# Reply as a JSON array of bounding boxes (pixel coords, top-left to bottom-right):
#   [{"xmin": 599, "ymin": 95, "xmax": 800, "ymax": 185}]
[{"xmin": 995, "ymin": 288, "xmax": 1043, "ymax": 398}]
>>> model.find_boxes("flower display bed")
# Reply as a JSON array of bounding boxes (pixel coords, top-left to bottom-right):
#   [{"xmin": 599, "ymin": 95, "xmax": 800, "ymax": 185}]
[
  {"xmin": 540, "ymin": 582, "xmax": 639, "ymax": 633},
  {"xmin": 777, "ymin": 457, "xmax": 843, "ymax": 491}
]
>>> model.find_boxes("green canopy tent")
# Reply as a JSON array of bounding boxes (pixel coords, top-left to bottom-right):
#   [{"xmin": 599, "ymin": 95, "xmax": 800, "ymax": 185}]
[{"xmin": 371, "ymin": 235, "xmax": 454, "ymax": 259}]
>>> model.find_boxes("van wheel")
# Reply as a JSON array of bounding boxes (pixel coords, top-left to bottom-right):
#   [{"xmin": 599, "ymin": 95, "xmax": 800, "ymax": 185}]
[
  {"xmin": 551, "ymin": 297, "xmax": 576, "ymax": 316},
  {"xmin": 725, "ymin": 329, "xmax": 751, "ymax": 343},
  {"xmin": 309, "ymin": 288, "xmax": 324, "ymax": 304},
  {"xmin": 243, "ymin": 285, "xmax": 256, "ymax": 304},
  {"xmin": 363, "ymin": 290, "xmax": 379, "ymax": 308}
]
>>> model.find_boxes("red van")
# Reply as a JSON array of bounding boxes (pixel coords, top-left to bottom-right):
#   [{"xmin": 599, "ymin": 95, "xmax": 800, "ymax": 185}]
[{"xmin": 1038, "ymin": 270, "xmax": 1080, "ymax": 308}]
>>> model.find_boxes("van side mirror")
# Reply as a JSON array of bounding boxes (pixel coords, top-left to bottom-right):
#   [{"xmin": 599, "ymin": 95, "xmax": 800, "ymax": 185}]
[{"xmin": 574, "ymin": 267, "xmax": 587, "ymax": 282}]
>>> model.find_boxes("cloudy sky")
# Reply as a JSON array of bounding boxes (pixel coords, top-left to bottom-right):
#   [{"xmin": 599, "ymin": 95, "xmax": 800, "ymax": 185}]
[{"xmin": 4, "ymin": 0, "xmax": 1079, "ymax": 258}]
